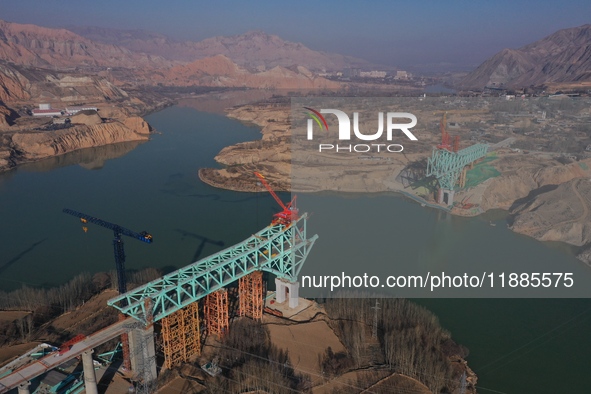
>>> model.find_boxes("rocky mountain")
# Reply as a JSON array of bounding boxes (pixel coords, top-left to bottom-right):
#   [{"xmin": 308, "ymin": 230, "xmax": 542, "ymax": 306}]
[
  {"xmin": 0, "ymin": 63, "xmax": 30, "ymax": 102},
  {"xmin": 461, "ymin": 24, "xmax": 591, "ymax": 88},
  {"xmin": 0, "ymin": 20, "xmax": 353, "ymax": 92},
  {"xmin": 0, "ymin": 61, "xmax": 129, "ymax": 105},
  {"xmin": 0, "ymin": 20, "xmax": 170, "ymax": 69},
  {"xmin": 509, "ymin": 178, "xmax": 591, "ymax": 247},
  {"xmin": 68, "ymin": 26, "xmax": 370, "ymax": 72},
  {"xmin": 151, "ymin": 54, "xmax": 340, "ymax": 90}
]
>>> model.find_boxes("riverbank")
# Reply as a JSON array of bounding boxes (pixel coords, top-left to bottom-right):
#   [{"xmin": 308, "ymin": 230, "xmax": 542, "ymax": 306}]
[
  {"xmin": 2, "ymin": 104, "xmax": 590, "ymax": 393},
  {"xmin": 0, "ymin": 114, "xmax": 153, "ymax": 173}
]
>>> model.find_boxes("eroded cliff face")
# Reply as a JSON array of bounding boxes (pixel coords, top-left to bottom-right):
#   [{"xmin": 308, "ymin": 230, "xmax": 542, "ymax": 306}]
[
  {"xmin": 2, "ymin": 117, "xmax": 151, "ymax": 172},
  {"xmin": 510, "ymin": 178, "xmax": 591, "ymax": 247},
  {"xmin": 0, "ymin": 63, "xmax": 29, "ymax": 102},
  {"xmin": 480, "ymin": 156, "xmax": 591, "ymax": 211}
]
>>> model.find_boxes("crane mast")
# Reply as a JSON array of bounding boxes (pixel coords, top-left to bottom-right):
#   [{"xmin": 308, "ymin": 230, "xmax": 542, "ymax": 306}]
[{"xmin": 63, "ymin": 208, "xmax": 153, "ymax": 371}]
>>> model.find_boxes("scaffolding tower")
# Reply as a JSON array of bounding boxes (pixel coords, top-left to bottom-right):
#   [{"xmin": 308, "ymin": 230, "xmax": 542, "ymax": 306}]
[
  {"xmin": 239, "ymin": 271, "xmax": 264, "ymax": 320},
  {"xmin": 205, "ymin": 289, "xmax": 229, "ymax": 339},
  {"xmin": 161, "ymin": 302, "xmax": 201, "ymax": 370}
]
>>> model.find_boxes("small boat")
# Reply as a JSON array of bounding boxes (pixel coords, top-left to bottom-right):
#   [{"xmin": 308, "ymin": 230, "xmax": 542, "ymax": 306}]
[{"xmin": 489, "ymin": 221, "xmax": 496, "ymax": 227}]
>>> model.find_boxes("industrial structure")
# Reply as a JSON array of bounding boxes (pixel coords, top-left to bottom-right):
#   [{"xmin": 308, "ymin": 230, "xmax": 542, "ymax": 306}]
[
  {"xmin": 63, "ymin": 209, "xmax": 153, "ymax": 372},
  {"xmin": 0, "ymin": 176, "xmax": 318, "ymax": 394},
  {"xmin": 254, "ymin": 171, "xmax": 298, "ymax": 225},
  {"xmin": 426, "ymin": 113, "xmax": 488, "ymax": 205},
  {"xmin": 62, "ymin": 209, "xmax": 153, "ymax": 297}
]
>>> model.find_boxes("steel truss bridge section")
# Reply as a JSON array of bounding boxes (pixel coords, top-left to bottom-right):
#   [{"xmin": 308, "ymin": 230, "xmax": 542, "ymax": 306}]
[
  {"xmin": 426, "ymin": 143, "xmax": 488, "ymax": 190},
  {"xmin": 108, "ymin": 214, "xmax": 318, "ymax": 325}
]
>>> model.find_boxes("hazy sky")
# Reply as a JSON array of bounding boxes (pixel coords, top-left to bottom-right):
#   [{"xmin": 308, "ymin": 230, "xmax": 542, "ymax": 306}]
[{"xmin": 1, "ymin": 0, "xmax": 590, "ymax": 70}]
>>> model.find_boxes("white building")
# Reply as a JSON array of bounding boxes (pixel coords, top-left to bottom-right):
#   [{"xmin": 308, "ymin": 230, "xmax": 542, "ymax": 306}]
[
  {"xmin": 359, "ymin": 71, "xmax": 387, "ymax": 78},
  {"xmin": 65, "ymin": 106, "xmax": 98, "ymax": 115},
  {"xmin": 32, "ymin": 104, "xmax": 63, "ymax": 117},
  {"xmin": 394, "ymin": 71, "xmax": 410, "ymax": 80}
]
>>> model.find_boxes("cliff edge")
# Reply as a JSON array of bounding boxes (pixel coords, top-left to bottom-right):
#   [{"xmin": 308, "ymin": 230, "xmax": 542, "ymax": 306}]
[{"xmin": 1, "ymin": 115, "xmax": 151, "ymax": 172}]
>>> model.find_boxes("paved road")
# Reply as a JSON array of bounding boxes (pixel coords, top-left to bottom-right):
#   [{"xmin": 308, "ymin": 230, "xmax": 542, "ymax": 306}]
[{"xmin": 0, "ymin": 318, "xmax": 135, "ymax": 393}]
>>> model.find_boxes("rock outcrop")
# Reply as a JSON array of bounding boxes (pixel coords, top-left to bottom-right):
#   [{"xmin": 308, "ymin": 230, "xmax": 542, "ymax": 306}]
[
  {"xmin": 123, "ymin": 116, "xmax": 151, "ymax": 134},
  {"xmin": 70, "ymin": 110, "xmax": 103, "ymax": 126},
  {"xmin": 480, "ymin": 156, "xmax": 591, "ymax": 211},
  {"xmin": 509, "ymin": 178, "xmax": 591, "ymax": 246},
  {"xmin": 0, "ymin": 104, "xmax": 17, "ymax": 129},
  {"xmin": 0, "ymin": 63, "xmax": 29, "ymax": 102},
  {"xmin": 1, "ymin": 117, "xmax": 151, "ymax": 172}
]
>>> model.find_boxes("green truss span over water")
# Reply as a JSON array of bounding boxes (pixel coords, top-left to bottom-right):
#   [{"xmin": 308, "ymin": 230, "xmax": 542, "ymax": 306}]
[
  {"xmin": 426, "ymin": 144, "xmax": 489, "ymax": 190},
  {"xmin": 107, "ymin": 214, "xmax": 318, "ymax": 325}
]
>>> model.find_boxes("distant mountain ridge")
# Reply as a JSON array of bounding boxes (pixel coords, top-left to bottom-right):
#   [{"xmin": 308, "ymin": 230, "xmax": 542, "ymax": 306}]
[
  {"xmin": 0, "ymin": 20, "xmax": 170, "ymax": 69},
  {"xmin": 461, "ymin": 24, "xmax": 591, "ymax": 89},
  {"xmin": 150, "ymin": 54, "xmax": 340, "ymax": 89},
  {"xmin": 0, "ymin": 19, "xmax": 343, "ymax": 107},
  {"xmin": 67, "ymin": 26, "xmax": 371, "ymax": 72}
]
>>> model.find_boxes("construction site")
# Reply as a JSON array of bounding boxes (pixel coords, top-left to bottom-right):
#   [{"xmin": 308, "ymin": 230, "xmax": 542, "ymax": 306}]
[
  {"xmin": 0, "ymin": 161, "xmax": 480, "ymax": 394},
  {"xmin": 0, "ymin": 171, "xmax": 321, "ymax": 394},
  {"xmin": 6, "ymin": 96, "xmax": 590, "ymax": 393}
]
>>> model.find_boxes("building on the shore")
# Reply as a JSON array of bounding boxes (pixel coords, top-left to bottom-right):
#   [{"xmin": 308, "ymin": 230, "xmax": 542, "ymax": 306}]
[
  {"xmin": 32, "ymin": 103, "xmax": 63, "ymax": 117},
  {"xmin": 394, "ymin": 70, "xmax": 410, "ymax": 80},
  {"xmin": 65, "ymin": 106, "xmax": 98, "ymax": 115},
  {"xmin": 359, "ymin": 70, "xmax": 387, "ymax": 78}
]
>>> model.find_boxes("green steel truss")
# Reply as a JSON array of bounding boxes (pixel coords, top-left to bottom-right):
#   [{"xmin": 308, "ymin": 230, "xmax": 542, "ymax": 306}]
[
  {"xmin": 426, "ymin": 144, "xmax": 488, "ymax": 190},
  {"xmin": 107, "ymin": 214, "xmax": 317, "ymax": 325}
]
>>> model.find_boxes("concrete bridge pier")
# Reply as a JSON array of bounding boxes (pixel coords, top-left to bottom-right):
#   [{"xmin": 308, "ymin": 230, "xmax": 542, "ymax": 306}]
[
  {"xmin": 437, "ymin": 188, "xmax": 455, "ymax": 206},
  {"xmin": 17, "ymin": 381, "xmax": 31, "ymax": 394},
  {"xmin": 128, "ymin": 324, "xmax": 157, "ymax": 387},
  {"xmin": 275, "ymin": 278, "xmax": 300, "ymax": 308},
  {"xmin": 82, "ymin": 349, "xmax": 99, "ymax": 394}
]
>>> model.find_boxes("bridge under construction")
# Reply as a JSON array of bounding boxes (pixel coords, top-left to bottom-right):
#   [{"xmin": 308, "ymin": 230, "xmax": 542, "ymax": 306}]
[
  {"xmin": 426, "ymin": 113, "xmax": 489, "ymax": 205},
  {"xmin": 0, "ymin": 210, "xmax": 317, "ymax": 394}
]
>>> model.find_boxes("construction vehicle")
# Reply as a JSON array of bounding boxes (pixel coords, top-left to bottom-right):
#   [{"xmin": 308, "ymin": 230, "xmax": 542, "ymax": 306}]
[{"xmin": 254, "ymin": 172, "xmax": 298, "ymax": 226}]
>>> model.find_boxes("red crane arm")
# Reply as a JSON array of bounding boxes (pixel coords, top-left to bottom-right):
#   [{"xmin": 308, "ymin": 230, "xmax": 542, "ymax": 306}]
[{"xmin": 254, "ymin": 172, "xmax": 289, "ymax": 210}]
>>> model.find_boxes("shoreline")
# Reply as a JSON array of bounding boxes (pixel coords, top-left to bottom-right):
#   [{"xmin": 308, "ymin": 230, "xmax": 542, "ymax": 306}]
[{"xmin": 199, "ymin": 100, "xmax": 591, "ymax": 264}]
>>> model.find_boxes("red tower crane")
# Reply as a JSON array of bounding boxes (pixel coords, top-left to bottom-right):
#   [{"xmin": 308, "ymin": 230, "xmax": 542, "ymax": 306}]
[
  {"xmin": 437, "ymin": 112, "xmax": 451, "ymax": 151},
  {"xmin": 254, "ymin": 172, "xmax": 298, "ymax": 226},
  {"xmin": 437, "ymin": 112, "xmax": 461, "ymax": 152}
]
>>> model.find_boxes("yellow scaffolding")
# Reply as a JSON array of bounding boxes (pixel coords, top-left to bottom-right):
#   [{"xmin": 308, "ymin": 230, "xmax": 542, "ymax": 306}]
[
  {"xmin": 239, "ymin": 271, "xmax": 264, "ymax": 320},
  {"xmin": 205, "ymin": 289, "xmax": 229, "ymax": 339},
  {"xmin": 161, "ymin": 301, "xmax": 201, "ymax": 370}
]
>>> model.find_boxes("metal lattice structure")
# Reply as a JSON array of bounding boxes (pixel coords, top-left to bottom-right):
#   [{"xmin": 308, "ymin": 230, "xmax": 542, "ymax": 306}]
[
  {"xmin": 161, "ymin": 302, "xmax": 201, "ymax": 370},
  {"xmin": 108, "ymin": 214, "xmax": 317, "ymax": 325},
  {"xmin": 205, "ymin": 289, "xmax": 229, "ymax": 339},
  {"xmin": 426, "ymin": 144, "xmax": 488, "ymax": 190},
  {"xmin": 239, "ymin": 271, "xmax": 264, "ymax": 320}
]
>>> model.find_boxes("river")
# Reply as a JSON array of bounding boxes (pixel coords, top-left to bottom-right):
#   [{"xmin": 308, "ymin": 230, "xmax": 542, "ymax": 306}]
[{"xmin": 1, "ymin": 104, "xmax": 590, "ymax": 393}]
